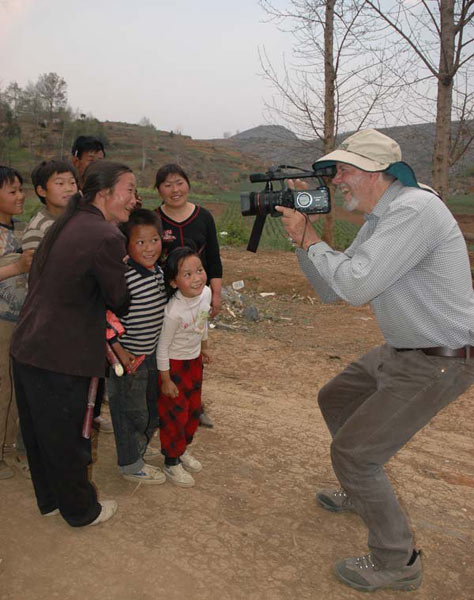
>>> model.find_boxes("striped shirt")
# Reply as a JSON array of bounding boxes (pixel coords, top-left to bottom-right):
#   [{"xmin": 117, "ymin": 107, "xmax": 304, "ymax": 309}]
[
  {"xmin": 118, "ymin": 259, "xmax": 167, "ymax": 355},
  {"xmin": 22, "ymin": 206, "xmax": 56, "ymax": 251},
  {"xmin": 297, "ymin": 180, "xmax": 474, "ymax": 348}
]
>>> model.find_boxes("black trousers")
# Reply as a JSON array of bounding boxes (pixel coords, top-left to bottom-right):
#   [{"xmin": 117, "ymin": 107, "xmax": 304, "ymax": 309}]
[{"xmin": 12, "ymin": 359, "xmax": 101, "ymax": 527}]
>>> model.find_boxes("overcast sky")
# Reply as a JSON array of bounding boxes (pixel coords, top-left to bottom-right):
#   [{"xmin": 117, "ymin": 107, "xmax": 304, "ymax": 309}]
[{"xmin": 0, "ymin": 0, "xmax": 295, "ymax": 139}]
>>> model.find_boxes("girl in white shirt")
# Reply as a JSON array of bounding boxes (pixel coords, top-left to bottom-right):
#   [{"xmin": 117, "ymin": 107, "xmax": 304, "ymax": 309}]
[{"xmin": 157, "ymin": 246, "xmax": 211, "ymax": 487}]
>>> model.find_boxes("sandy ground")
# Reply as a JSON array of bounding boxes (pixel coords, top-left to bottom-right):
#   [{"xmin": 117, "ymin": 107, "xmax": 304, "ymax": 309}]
[{"xmin": 1, "ymin": 247, "xmax": 474, "ymax": 600}]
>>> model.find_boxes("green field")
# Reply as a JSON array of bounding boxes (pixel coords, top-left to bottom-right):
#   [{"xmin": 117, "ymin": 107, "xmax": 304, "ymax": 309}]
[{"xmin": 18, "ymin": 185, "xmax": 472, "ymax": 254}]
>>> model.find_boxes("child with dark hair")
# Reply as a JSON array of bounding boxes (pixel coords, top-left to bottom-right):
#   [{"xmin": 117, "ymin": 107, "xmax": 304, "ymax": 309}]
[
  {"xmin": 22, "ymin": 160, "xmax": 78, "ymax": 252},
  {"xmin": 106, "ymin": 209, "xmax": 168, "ymax": 484},
  {"xmin": 71, "ymin": 135, "xmax": 105, "ymax": 186},
  {"xmin": 0, "ymin": 167, "xmax": 33, "ymax": 480},
  {"xmin": 156, "ymin": 246, "xmax": 211, "ymax": 487}
]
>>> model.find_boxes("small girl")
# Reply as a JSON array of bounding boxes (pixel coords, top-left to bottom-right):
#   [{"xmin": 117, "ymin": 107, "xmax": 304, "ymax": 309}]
[{"xmin": 157, "ymin": 246, "xmax": 211, "ymax": 487}]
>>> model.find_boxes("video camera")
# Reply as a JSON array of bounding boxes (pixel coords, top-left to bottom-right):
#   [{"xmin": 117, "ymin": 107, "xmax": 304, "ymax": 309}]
[{"xmin": 240, "ymin": 164, "xmax": 335, "ymax": 252}]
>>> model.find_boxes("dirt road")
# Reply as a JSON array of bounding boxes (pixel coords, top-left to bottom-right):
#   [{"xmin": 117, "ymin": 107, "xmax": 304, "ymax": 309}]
[{"xmin": 2, "ymin": 248, "xmax": 473, "ymax": 600}]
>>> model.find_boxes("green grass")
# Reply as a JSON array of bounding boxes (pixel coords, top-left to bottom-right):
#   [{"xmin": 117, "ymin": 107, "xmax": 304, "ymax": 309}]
[
  {"xmin": 445, "ymin": 193, "xmax": 474, "ymax": 215},
  {"xmin": 213, "ymin": 191, "xmax": 360, "ymax": 251}
]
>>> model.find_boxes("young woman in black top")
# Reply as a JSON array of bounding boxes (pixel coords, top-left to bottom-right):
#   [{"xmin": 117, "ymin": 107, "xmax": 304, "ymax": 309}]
[{"xmin": 155, "ymin": 164, "xmax": 222, "ymax": 427}]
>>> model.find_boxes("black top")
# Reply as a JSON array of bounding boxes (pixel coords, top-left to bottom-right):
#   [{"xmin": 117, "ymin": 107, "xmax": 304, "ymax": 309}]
[{"xmin": 158, "ymin": 204, "xmax": 223, "ymax": 281}]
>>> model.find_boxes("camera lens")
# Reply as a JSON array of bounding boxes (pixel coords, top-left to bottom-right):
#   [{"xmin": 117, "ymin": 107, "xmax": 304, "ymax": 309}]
[{"xmin": 240, "ymin": 192, "xmax": 255, "ymax": 216}]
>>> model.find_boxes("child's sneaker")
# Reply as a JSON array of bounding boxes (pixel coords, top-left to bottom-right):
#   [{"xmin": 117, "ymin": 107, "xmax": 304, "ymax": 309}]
[
  {"xmin": 143, "ymin": 445, "xmax": 160, "ymax": 461},
  {"xmin": 122, "ymin": 463, "xmax": 166, "ymax": 485},
  {"xmin": 180, "ymin": 450, "xmax": 202, "ymax": 473},
  {"xmin": 164, "ymin": 463, "xmax": 195, "ymax": 487}
]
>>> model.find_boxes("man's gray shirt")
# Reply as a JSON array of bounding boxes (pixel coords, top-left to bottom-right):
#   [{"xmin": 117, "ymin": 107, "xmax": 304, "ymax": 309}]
[{"xmin": 297, "ymin": 180, "xmax": 474, "ymax": 348}]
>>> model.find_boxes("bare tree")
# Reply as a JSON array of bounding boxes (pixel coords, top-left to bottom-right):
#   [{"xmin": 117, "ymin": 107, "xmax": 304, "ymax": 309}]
[
  {"xmin": 139, "ymin": 116, "xmax": 156, "ymax": 171},
  {"xmin": 363, "ymin": 0, "xmax": 474, "ymax": 198},
  {"xmin": 35, "ymin": 72, "xmax": 68, "ymax": 122},
  {"xmin": 259, "ymin": 0, "xmax": 401, "ymax": 244}
]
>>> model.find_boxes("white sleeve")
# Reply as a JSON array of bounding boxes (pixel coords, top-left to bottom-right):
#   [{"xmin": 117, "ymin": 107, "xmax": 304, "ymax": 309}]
[{"xmin": 156, "ymin": 313, "xmax": 180, "ymax": 371}]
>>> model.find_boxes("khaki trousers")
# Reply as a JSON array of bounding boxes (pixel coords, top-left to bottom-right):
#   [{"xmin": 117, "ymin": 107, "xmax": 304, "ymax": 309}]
[{"xmin": 318, "ymin": 344, "xmax": 474, "ymax": 568}]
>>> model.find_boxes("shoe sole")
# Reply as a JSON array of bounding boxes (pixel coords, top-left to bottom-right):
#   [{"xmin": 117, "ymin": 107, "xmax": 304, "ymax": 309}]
[
  {"xmin": 334, "ymin": 565, "xmax": 423, "ymax": 592},
  {"xmin": 122, "ymin": 474, "xmax": 166, "ymax": 485}
]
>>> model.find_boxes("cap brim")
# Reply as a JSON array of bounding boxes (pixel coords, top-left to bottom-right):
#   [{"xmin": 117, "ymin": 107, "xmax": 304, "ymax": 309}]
[
  {"xmin": 312, "ymin": 149, "xmax": 388, "ymax": 172},
  {"xmin": 313, "ymin": 153, "xmax": 420, "ymax": 189}
]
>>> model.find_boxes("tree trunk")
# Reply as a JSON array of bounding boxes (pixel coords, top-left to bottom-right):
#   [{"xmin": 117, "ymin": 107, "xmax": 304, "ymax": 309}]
[
  {"xmin": 322, "ymin": 0, "xmax": 336, "ymax": 246},
  {"xmin": 432, "ymin": 0, "xmax": 455, "ymax": 199}
]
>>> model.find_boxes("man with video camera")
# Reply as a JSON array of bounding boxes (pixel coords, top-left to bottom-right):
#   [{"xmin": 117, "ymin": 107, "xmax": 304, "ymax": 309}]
[{"xmin": 276, "ymin": 129, "xmax": 474, "ymax": 592}]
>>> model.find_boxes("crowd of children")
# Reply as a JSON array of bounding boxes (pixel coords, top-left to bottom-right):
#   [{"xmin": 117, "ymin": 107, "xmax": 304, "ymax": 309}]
[{"xmin": 0, "ymin": 137, "xmax": 220, "ymax": 527}]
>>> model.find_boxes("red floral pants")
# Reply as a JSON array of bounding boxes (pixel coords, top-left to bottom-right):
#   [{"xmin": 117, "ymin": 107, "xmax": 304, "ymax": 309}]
[{"xmin": 158, "ymin": 356, "xmax": 202, "ymax": 458}]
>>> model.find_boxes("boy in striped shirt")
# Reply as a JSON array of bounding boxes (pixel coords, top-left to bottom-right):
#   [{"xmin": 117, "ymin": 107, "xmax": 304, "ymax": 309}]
[
  {"xmin": 107, "ymin": 209, "xmax": 168, "ymax": 484},
  {"xmin": 22, "ymin": 160, "xmax": 78, "ymax": 252}
]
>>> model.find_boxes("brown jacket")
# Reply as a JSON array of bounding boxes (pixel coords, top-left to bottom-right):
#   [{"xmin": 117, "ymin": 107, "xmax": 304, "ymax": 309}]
[{"xmin": 11, "ymin": 204, "xmax": 130, "ymax": 377}]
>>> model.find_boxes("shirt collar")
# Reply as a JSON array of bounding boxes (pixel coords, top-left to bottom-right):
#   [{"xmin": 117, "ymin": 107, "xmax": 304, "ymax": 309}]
[
  {"xmin": 79, "ymin": 203, "xmax": 106, "ymax": 219},
  {"xmin": 0, "ymin": 221, "xmax": 15, "ymax": 231},
  {"xmin": 366, "ymin": 180, "xmax": 404, "ymax": 221},
  {"xmin": 127, "ymin": 257, "xmax": 162, "ymax": 278}
]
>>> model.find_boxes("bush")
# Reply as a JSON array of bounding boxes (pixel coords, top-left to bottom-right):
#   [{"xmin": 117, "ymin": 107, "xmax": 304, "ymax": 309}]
[{"xmin": 218, "ymin": 222, "xmax": 249, "ymax": 246}]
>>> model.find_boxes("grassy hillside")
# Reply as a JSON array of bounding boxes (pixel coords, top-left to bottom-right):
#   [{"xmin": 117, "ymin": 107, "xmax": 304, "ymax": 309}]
[{"xmin": 1, "ymin": 119, "xmax": 267, "ymax": 195}]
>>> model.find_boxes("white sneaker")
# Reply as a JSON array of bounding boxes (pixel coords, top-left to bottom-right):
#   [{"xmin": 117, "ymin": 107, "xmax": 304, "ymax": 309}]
[
  {"xmin": 180, "ymin": 450, "xmax": 202, "ymax": 473},
  {"xmin": 88, "ymin": 500, "xmax": 117, "ymax": 526},
  {"xmin": 164, "ymin": 463, "xmax": 195, "ymax": 487},
  {"xmin": 143, "ymin": 445, "xmax": 160, "ymax": 460},
  {"xmin": 122, "ymin": 463, "xmax": 166, "ymax": 485}
]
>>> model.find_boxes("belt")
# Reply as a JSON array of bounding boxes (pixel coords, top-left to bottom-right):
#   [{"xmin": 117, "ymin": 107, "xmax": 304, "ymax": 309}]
[{"xmin": 395, "ymin": 346, "xmax": 474, "ymax": 358}]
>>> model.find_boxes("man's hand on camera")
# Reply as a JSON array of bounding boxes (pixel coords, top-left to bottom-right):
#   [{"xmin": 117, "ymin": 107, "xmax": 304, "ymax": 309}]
[
  {"xmin": 275, "ymin": 206, "xmax": 321, "ymax": 250},
  {"xmin": 287, "ymin": 178, "xmax": 308, "ymax": 191}
]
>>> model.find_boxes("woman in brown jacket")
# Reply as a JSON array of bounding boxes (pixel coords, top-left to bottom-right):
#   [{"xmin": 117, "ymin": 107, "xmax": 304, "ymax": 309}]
[{"xmin": 11, "ymin": 161, "xmax": 138, "ymax": 527}]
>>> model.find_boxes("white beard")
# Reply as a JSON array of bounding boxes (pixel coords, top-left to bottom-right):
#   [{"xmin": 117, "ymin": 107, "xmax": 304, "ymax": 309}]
[{"xmin": 343, "ymin": 195, "xmax": 360, "ymax": 212}]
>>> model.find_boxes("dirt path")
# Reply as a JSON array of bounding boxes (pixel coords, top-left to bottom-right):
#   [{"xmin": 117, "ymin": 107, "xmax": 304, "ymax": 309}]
[{"xmin": 2, "ymin": 248, "xmax": 474, "ymax": 600}]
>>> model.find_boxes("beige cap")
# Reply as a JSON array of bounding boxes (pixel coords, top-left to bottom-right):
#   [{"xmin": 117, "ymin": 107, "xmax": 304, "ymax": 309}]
[{"xmin": 314, "ymin": 129, "xmax": 402, "ymax": 172}]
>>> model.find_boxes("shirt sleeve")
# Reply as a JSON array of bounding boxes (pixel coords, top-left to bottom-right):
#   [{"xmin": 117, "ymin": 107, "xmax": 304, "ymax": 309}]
[
  {"xmin": 203, "ymin": 210, "xmax": 223, "ymax": 280},
  {"xmin": 156, "ymin": 312, "xmax": 180, "ymax": 371},
  {"xmin": 92, "ymin": 233, "xmax": 130, "ymax": 316},
  {"xmin": 296, "ymin": 247, "xmax": 342, "ymax": 303},
  {"xmin": 306, "ymin": 202, "xmax": 439, "ymax": 306}
]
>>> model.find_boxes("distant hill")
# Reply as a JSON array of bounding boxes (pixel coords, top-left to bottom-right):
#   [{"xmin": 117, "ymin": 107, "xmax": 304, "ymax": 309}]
[
  {"xmin": 2, "ymin": 115, "xmax": 472, "ymax": 194},
  {"xmin": 215, "ymin": 121, "xmax": 474, "ymax": 192},
  {"xmin": 231, "ymin": 125, "xmax": 298, "ymax": 141}
]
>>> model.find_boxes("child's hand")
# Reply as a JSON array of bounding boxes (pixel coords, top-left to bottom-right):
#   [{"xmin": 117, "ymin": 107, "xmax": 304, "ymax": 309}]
[
  {"xmin": 162, "ymin": 379, "xmax": 179, "ymax": 398},
  {"xmin": 113, "ymin": 344, "xmax": 136, "ymax": 371},
  {"xmin": 201, "ymin": 349, "xmax": 211, "ymax": 364},
  {"xmin": 17, "ymin": 249, "xmax": 34, "ymax": 274},
  {"xmin": 210, "ymin": 294, "xmax": 221, "ymax": 318}
]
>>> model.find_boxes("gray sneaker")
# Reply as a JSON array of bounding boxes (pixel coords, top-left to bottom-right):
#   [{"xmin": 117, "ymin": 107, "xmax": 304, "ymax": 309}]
[
  {"xmin": 316, "ymin": 488, "xmax": 355, "ymax": 513},
  {"xmin": 335, "ymin": 551, "xmax": 423, "ymax": 592},
  {"xmin": 164, "ymin": 463, "xmax": 195, "ymax": 487}
]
